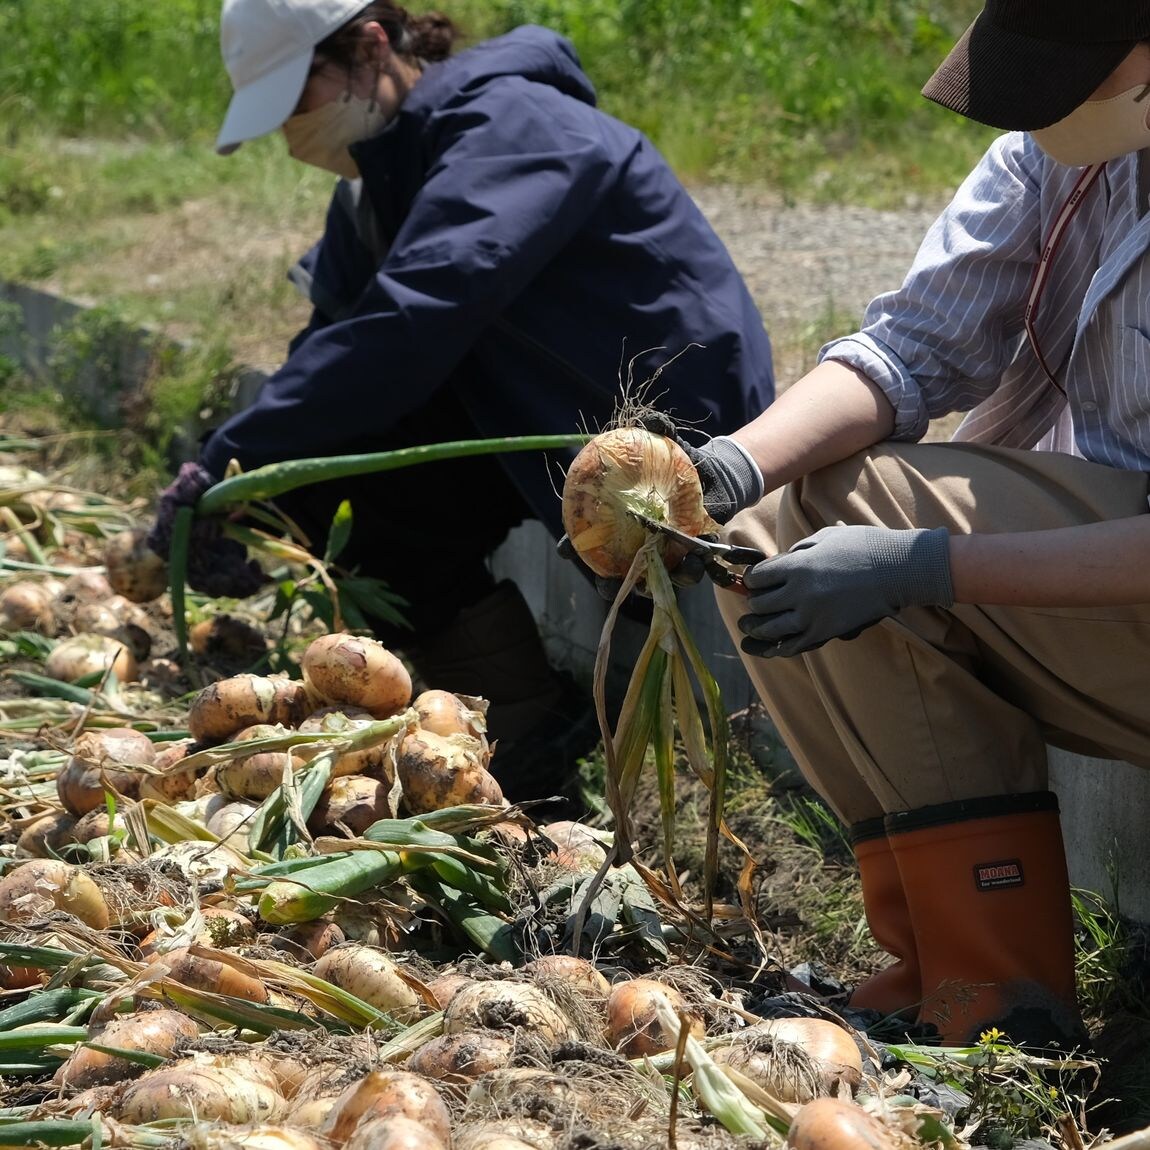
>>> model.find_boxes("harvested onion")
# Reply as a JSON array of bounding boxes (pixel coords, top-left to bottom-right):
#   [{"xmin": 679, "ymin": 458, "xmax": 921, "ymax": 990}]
[
  {"xmin": 397, "ymin": 729, "xmax": 502, "ymax": 813},
  {"xmin": 0, "ymin": 580, "xmax": 55, "ymax": 632},
  {"xmin": 0, "ymin": 858, "xmax": 110, "ymax": 929},
  {"xmin": 187, "ymin": 674, "xmax": 311, "ymax": 744},
  {"xmin": 117, "ymin": 1061, "xmax": 284, "ymax": 1124},
  {"xmin": 313, "ymin": 946, "xmax": 424, "ymax": 1023},
  {"xmin": 320, "ymin": 1069, "xmax": 452, "ymax": 1147},
  {"xmin": 54, "ymin": 1009, "xmax": 199, "ymax": 1090},
  {"xmin": 343, "ymin": 1116, "xmax": 447, "ymax": 1150},
  {"xmin": 560, "ymin": 426, "xmax": 709, "ymax": 578},
  {"xmin": 103, "ymin": 527, "xmax": 169, "ymax": 603},
  {"xmin": 444, "ymin": 980, "xmax": 577, "ymax": 1045},
  {"xmin": 45, "ymin": 633, "xmax": 138, "ymax": 684},
  {"xmin": 302, "ymin": 633, "xmax": 412, "ymax": 718},
  {"xmin": 407, "ymin": 1030, "xmax": 516, "ymax": 1083},
  {"xmin": 786, "ymin": 1098, "xmax": 895, "ymax": 1150},
  {"xmin": 606, "ymin": 978, "xmax": 704, "ymax": 1057}
]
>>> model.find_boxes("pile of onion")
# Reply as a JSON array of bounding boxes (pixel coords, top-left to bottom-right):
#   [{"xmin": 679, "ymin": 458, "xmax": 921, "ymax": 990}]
[{"xmin": 560, "ymin": 426, "xmax": 712, "ymax": 578}]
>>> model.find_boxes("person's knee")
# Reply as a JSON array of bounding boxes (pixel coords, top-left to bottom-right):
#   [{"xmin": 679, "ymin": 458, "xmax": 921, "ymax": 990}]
[{"xmin": 782, "ymin": 445, "xmax": 919, "ymax": 547}]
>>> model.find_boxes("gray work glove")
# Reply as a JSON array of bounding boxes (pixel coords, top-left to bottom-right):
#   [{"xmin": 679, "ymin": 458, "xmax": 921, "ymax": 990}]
[
  {"xmin": 737, "ymin": 525, "xmax": 954, "ymax": 658},
  {"xmin": 146, "ymin": 462, "xmax": 269, "ymax": 600},
  {"xmin": 556, "ymin": 412, "xmax": 765, "ymax": 599}
]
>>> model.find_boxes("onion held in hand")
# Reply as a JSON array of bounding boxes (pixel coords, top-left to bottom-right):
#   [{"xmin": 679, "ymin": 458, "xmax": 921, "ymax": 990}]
[{"xmin": 561, "ymin": 426, "xmax": 710, "ymax": 578}]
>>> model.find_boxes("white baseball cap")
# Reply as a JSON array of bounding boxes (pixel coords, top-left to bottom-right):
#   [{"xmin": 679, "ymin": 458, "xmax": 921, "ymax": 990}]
[{"xmin": 215, "ymin": 0, "xmax": 368, "ymax": 154}]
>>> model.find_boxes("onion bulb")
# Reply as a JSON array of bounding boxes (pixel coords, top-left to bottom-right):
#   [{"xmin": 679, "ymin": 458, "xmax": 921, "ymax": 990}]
[
  {"xmin": 343, "ymin": 1116, "xmax": 447, "ymax": 1150},
  {"xmin": 320, "ymin": 1070, "xmax": 452, "ymax": 1147},
  {"xmin": 56, "ymin": 727, "xmax": 152, "ymax": 815},
  {"xmin": 560, "ymin": 426, "xmax": 710, "ymax": 578},
  {"xmin": 295, "ymin": 709, "xmax": 395, "ymax": 782},
  {"xmin": 0, "ymin": 858, "xmax": 109, "ymax": 929},
  {"xmin": 444, "ymin": 980, "xmax": 578, "ymax": 1045},
  {"xmin": 719, "ymin": 1017, "xmax": 863, "ymax": 1100},
  {"xmin": 313, "ymin": 946, "xmax": 424, "ymax": 1023},
  {"xmin": 523, "ymin": 955, "xmax": 610, "ymax": 997},
  {"xmin": 147, "ymin": 947, "xmax": 268, "ymax": 1002},
  {"xmin": 397, "ymin": 729, "xmax": 502, "ymax": 813},
  {"xmin": 407, "ymin": 1030, "xmax": 516, "ymax": 1083},
  {"xmin": 413, "ymin": 690, "xmax": 488, "ymax": 741},
  {"xmin": 455, "ymin": 1119, "xmax": 555, "ymax": 1150},
  {"xmin": 785, "ymin": 1098, "xmax": 895, "ymax": 1150},
  {"xmin": 186, "ymin": 1126, "xmax": 327, "ymax": 1150},
  {"xmin": 0, "ymin": 580, "xmax": 55, "ymax": 632},
  {"xmin": 709, "ymin": 1018, "xmax": 863, "ymax": 1105},
  {"xmin": 302, "ymin": 633, "xmax": 412, "ymax": 718},
  {"xmin": 606, "ymin": 978, "xmax": 704, "ymax": 1057},
  {"xmin": 54, "ymin": 1009, "xmax": 199, "ymax": 1090},
  {"xmin": 308, "ymin": 775, "xmax": 391, "ymax": 836},
  {"xmin": 215, "ymin": 723, "xmax": 297, "ymax": 802},
  {"xmin": 187, "ymin": 675, "xmax": 311, "ymax": 745},
  {"xmin": 116, "ymin": 1061, "xmax": 284, "ymax": 1124},
  {"xmin": 103, "ymin": 527, "xmax": 169, "ymax": 603},
  {"xmin": 45, "ymin": 633, "xmax": 138, "ymax": 684}
]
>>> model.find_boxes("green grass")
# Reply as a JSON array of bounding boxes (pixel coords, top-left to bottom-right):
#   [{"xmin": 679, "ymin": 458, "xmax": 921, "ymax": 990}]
[{"xmin": 0, "ymin": 0, "xmax": 997, "ymax": 197}]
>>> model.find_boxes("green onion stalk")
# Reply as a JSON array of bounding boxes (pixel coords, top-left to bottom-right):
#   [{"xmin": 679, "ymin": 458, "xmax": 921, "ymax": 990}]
[{"xmin": 168, "ymin": 434, "xmax": 589, "ymax": 662}]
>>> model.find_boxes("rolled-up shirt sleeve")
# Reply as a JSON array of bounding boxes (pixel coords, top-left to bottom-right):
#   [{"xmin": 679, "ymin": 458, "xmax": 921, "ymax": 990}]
[{"xmin": 819, "ymin": 132, "xmax": 1044, "ymax": 441}]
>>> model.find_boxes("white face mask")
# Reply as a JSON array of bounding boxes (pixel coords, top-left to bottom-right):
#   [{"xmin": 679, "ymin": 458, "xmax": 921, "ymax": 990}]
[
  {"xmin": 1031, "ymin": 83, "xmax": 1150, "ymax": 167},
  {"xmin": 282, "ymin": 95, "xmax": 390, "ymax": 180}
]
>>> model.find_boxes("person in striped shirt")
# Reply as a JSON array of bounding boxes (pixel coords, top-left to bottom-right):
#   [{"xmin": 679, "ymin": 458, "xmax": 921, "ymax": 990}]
[{"xmin": 675, "ymin": 1, "xmax": 1150, "ymax": 1049}]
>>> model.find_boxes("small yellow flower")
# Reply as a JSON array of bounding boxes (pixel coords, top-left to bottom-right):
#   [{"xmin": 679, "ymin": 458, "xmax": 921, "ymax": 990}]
[{"xmin": 979, "ymin": 1027, "xmax": 1004, "ymax": 1044}]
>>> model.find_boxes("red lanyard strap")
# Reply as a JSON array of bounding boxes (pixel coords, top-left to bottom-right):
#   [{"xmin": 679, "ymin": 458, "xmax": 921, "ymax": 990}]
[{"xmin": 1024, "ymin": 162, "xmax": 1105, "ymax": 396}]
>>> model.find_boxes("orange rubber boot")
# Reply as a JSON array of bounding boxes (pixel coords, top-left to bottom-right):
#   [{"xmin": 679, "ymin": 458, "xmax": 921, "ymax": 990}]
[
  {"xmin": 887, "ymin": 792, "xmax": 1085, "ymax": 1050},
  {"xmin": 847, "ymin": 819, "xmax": 920, "ymax": 1019}
]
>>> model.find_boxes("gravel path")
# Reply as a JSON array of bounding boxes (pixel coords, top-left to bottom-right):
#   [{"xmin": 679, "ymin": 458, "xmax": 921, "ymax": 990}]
[{"xmin": 690, "ymin": 185, "xmax": 948, "ymax": 382}]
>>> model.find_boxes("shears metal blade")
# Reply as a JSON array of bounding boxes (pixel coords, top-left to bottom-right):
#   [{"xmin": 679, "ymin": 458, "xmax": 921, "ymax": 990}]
[{"xmin": 629, "ymin": 510, "xmax": 765, "ymax": 593}]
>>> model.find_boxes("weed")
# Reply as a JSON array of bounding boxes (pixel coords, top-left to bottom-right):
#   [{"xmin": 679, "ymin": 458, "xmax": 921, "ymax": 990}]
[{"xmin": 0, "ymin": 0, "xmax": 995, "ymax": 197}]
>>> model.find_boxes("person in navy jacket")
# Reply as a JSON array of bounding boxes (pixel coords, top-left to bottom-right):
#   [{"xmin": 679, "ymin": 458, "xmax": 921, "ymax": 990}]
[{"xmin": 147, "ymin": 0, "xmax": 774, "ymax": 803}]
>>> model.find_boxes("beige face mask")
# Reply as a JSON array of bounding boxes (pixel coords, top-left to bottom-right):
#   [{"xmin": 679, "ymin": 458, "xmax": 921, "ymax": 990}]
[
  {"xmin": 282, "ymin": 95, "xmax": 390, "ymax": 180},
  {"xmin": 1031, "ymin": 83, "xmax": 1150, "ymax": 166}
]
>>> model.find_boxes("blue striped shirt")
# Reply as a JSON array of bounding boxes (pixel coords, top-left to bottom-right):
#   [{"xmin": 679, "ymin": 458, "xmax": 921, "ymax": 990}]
[{"xmin": 821, "ymin": 132, "xmax": 1150, "ymax": 471}]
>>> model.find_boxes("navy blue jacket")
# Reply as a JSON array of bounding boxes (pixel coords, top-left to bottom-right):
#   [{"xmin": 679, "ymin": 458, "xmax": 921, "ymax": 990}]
[{"xmin": 200, "ymin": 26, "xmax": 774, "ymax": 536}]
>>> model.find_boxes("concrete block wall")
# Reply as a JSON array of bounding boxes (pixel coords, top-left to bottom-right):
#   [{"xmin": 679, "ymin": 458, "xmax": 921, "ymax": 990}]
[{"xmin": 5, "ymin": 278, "xmax": 1150, "ymax": 922}]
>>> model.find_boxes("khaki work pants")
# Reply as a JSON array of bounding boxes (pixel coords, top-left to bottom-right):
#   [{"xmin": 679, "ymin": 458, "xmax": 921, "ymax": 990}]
[{"xmin": 717, "ymin": 442, "xmax": 1150, "ymax": 824}]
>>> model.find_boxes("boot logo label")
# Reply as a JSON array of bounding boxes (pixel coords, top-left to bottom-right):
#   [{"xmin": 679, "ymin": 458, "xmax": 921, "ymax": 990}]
[{"xmin": 974, "ymin": 859, "xmax": 1024, "ymax": 891}]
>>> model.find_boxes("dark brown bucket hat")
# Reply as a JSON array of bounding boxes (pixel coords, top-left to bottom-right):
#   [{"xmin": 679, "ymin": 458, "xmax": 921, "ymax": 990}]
[{"xmin": 923, "ymin": 0, "xmax": 1150, "ymax": 130}]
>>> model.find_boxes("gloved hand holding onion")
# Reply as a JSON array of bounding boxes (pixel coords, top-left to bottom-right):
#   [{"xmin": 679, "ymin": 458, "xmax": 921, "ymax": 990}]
[{"xmin": 559, "ymin": 417, "xmax": 764, "ymax": 599}]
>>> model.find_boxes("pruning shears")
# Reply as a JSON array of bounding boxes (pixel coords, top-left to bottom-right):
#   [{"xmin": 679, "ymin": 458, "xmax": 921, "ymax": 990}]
[{"xmin": 630, "ymin": 510, "xmax": 766, "ymax": 594}]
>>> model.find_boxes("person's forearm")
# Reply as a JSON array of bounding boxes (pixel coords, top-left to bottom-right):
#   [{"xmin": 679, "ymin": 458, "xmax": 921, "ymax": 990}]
[
  {"xmin": 950, "ymin": 516, "xmax": 1150, "ymax": 606},
  {"xmin": 730, "ymin": 359, "xmax": 896, "ymax": 493}
]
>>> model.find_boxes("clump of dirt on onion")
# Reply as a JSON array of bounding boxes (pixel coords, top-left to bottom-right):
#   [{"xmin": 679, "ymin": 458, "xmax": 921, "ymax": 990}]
[{"xmin": 560, "ymin": 425, "xmax": 712, "ymax": 579}]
